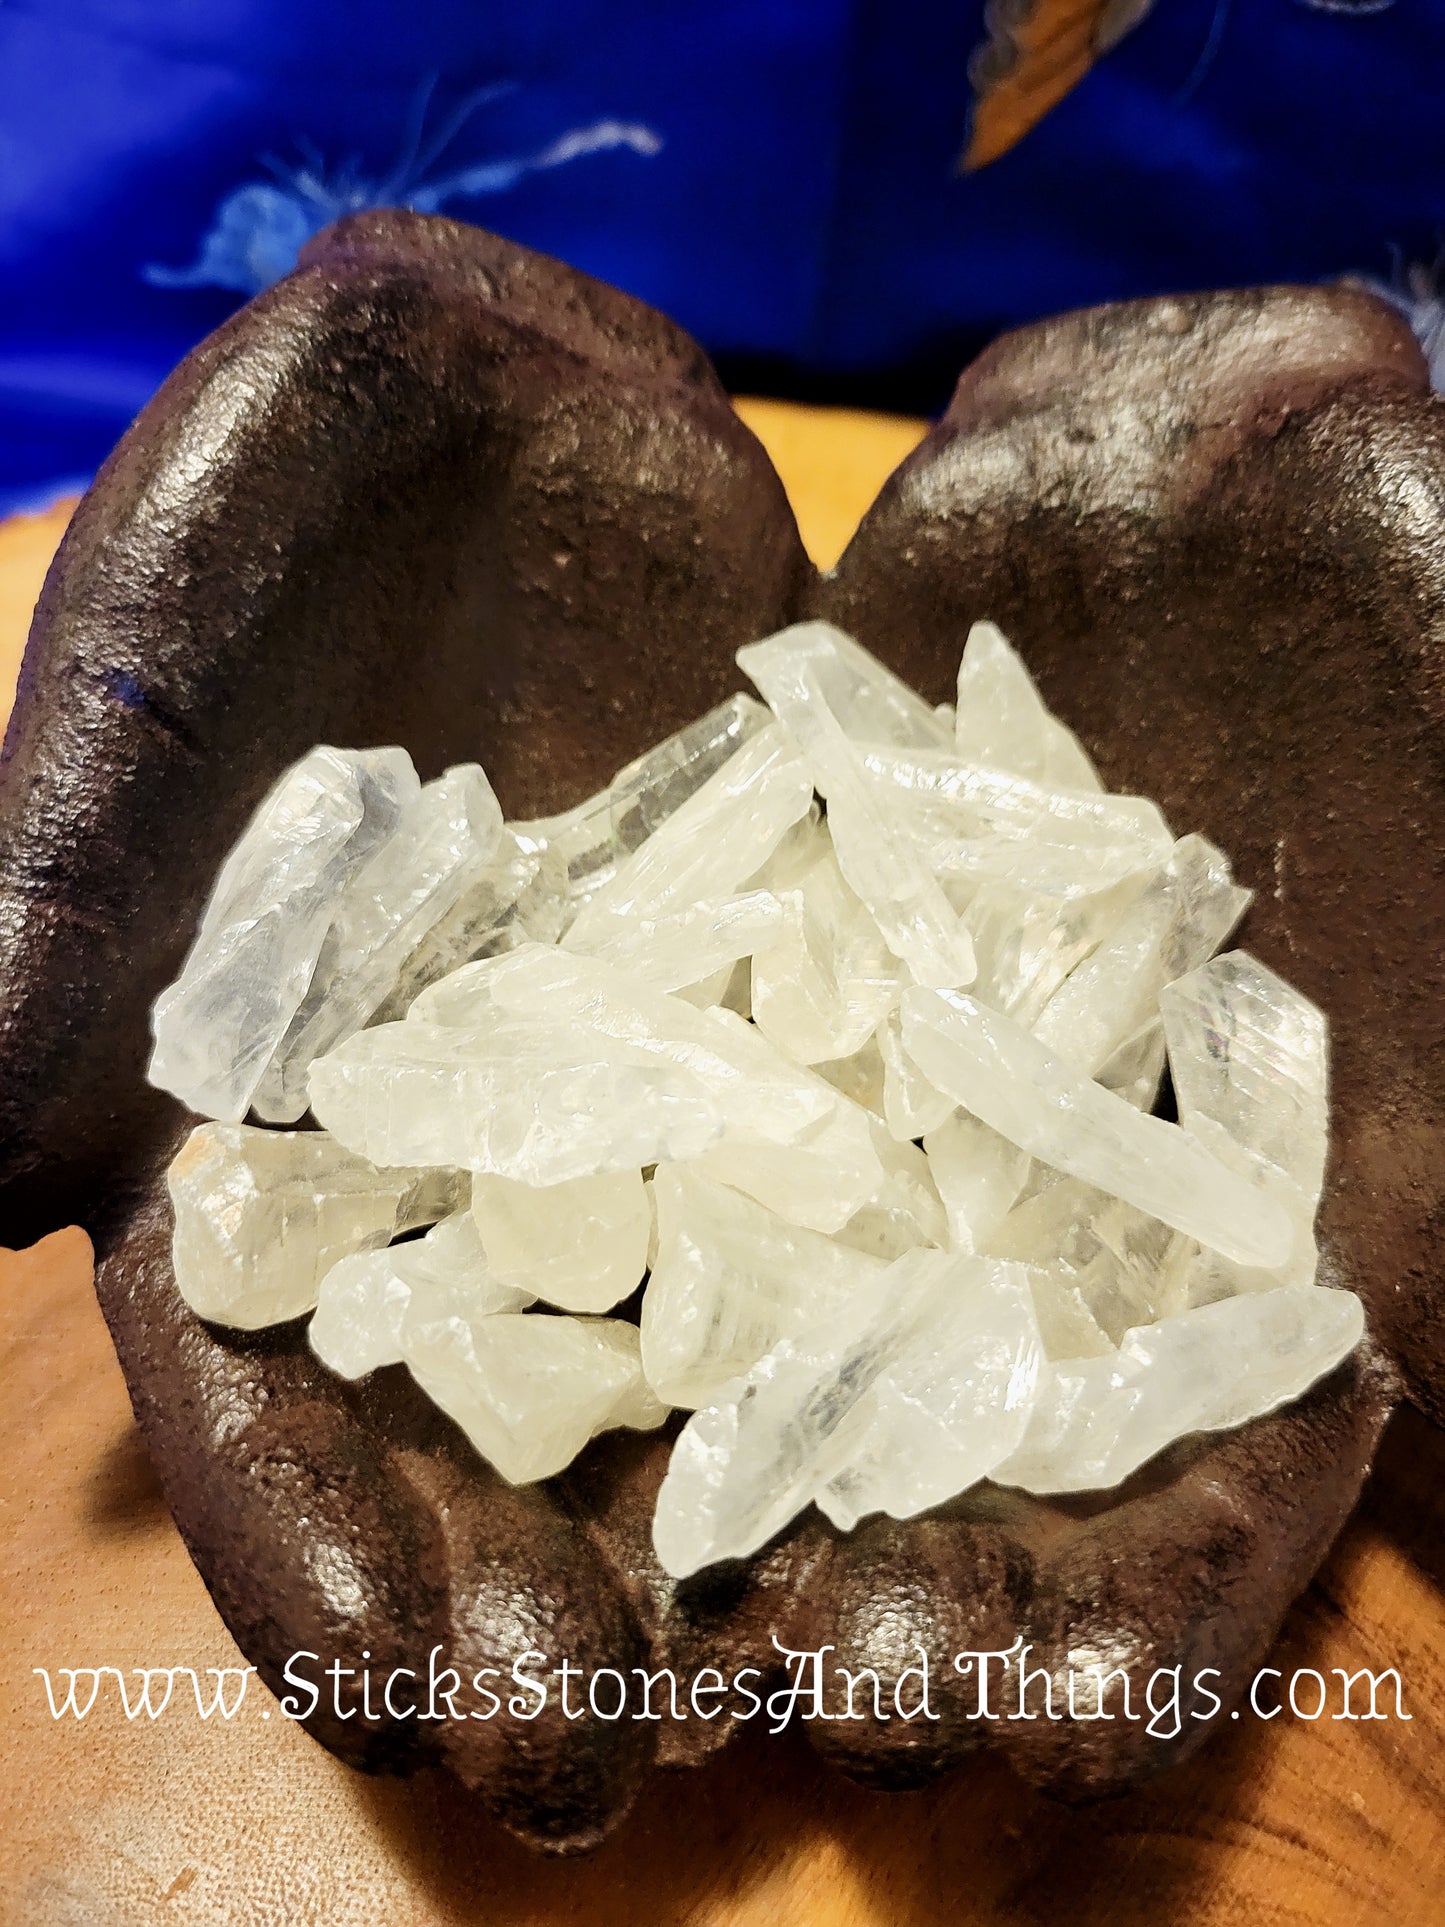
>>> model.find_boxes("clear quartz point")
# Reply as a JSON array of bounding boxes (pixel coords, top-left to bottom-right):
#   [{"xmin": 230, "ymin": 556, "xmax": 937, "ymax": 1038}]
[
  {"xmin": 373, "ymin": 833, "xmax": 568, "ymax": 1022},
  {"xmin": 816, "ymin": 1256, "xmax": 1042, "ymax": 1529},
  {"xmin": 738, "ymin": 626, "xmax": 976, "ymax": 988},
  {"xmin": 311, "ymin": 946, "xmax": 882, "ymax": 1223},
  {"xmin": 652, "ymin": 1247, "xmax": 1037, "ymax": 1577},
  {"xmin": 511, "ymin": 692, "xmax": 773, "ymax": 909},
  {"xmin": 954, "ymin": 620, "xmax": 1103, "ymax": 791},
  {"xmin": 252, "ymin": 763, "xmax": 505, "ymax": 1122},
  {"xmin": 1032, "ymin": 835, "xmax": 1250, "ymax": 1077},
  {"xmin": 993, "ymin": 1284, "xmax": 1364, "ymax": 1494},
  {"xmin": 148, "ymin": 746, "xmax": 418, "ymax": 1121},
  {"xmin": 563, "ymin": 724, "xmax": 813, "ymax": 950},
  {"xmin": 641, "ymin": 1163, "xmax": 885, "ymax": 1408},
  {"xmin": 901, "ymin": 987, "xmax": 1294, "ymax": 1269},
  {"xmin": 751, "ymin": 839, "xmax": 900, "ymax": 1065},
  {"xmin": 167, "ymin": 1121, "xmax": 462, "ymax": 1330}
]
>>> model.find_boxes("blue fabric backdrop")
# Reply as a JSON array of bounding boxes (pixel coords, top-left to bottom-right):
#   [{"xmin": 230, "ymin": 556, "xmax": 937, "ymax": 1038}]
[{"xmin": 2, "ymin": 0, "xmax": 1442, "ymax": 512}]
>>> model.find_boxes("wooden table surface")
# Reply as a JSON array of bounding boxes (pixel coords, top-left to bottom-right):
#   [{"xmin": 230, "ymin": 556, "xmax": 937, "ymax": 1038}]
[{"xmin": 1, "ymin": 401, "xmax": 1442, "ymax": 1926}]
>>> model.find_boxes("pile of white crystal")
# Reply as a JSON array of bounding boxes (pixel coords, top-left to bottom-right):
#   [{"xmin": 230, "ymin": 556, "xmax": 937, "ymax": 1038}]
[{"xmin": 151, "ymin": 619, "xmax": 1363, "ymax": 1580}]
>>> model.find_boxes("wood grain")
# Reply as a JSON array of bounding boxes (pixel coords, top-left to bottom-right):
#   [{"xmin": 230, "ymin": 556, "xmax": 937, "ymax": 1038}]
[{"xmin": 1, "ymin": 410, "xmax": 1441, "ymax": 1926}]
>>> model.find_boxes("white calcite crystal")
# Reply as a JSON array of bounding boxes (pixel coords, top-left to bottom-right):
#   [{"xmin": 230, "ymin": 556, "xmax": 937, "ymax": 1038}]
[
  {"xmin": 901, "ymin": 987, "xmax": 1294, "ymax": 1269},
  {"xmin": 168, "ymin": 1121, "xmax": 463, "ymax": 1330},
  {"xmin": 642, "ymin": 1163, "xmax": 884, "ymax": 1408},
  {"xmin": 739, "ymin": 624, "xmax": 978, "ymax": 989},
  {"xmin": 157, "ymin": 616, "xmax": 1362, "ymax": 1554}
]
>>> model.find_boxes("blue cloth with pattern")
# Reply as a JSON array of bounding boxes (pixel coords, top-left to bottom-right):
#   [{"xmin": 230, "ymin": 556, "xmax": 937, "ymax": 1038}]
[{"xmin": 2, "ymin": 0, "xmax": 1441, "ymax": 512}]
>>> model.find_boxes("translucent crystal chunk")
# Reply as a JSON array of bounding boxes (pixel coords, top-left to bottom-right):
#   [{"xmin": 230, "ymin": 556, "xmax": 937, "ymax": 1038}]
[
  {"xmin": 572, "ymin": 891, "xmax": 784, "ymax": 995},
  {"xmin": 652, "ymin": 1247, "xmax": 1036, "ymax": 1577},
  {"xmin": 401, "ymin": 1308, "xmax": 666, "ymax": 1485},
  {"xmin": 958, "ymin": 872, "xmax": 1149, "ymax": 1026},
  {"xmin": 511, "ymin": 693, "xmax": 772, "ymax": 908},
  {"xmin": 312, "ymin": 946, "xmax": 882, "ymax": 1223},
  {"xmin": 373, "ymin": 833, "xmax": 568, "ymax": 1022},
  {"xmin": 167, "ymin": 1121, "xmax": 461, "ymax": 1330},
  {"xmin": 641, "ymin": 1164, "xmax": 884, "ymax": 1408},
  {"xmin": 993, "ymin": 1284, "xmax": 1364, "ymax": 1494},
  {"xmin": 253, "ymin": 763, "xmax": 504, "ymax": 1121},
  {"xmin": 900, "ymin": 987, "xmax": 1294, "ymax": 1268},
  {"xmin": 751, "ymin": 839, "xmax": 900, "ymax": 1065},
  {"xmin": 817, "ymin": 1257, "xmax": 1041, "ymax": 1529},
  {"xmin": 857, "ymin": 745, "xmax": 1171, "ymax": 897},
  {"xmin": 471, "ymin": 1168, "xmax": 651, "ymax": 1312},
  {"xmin": 743, "ymin": 619, "xmax": 952, "ymax": 750},
  {"xmin": 922, "ymin": 1113, "xmax": 1029, "ymax": 1252},
  {"xmin": 309, "ymin": 1209, "xmax": 531, "ymax": 1380},
  {"xmin": 877, "ymin": 1009, "xmax": 955, "ymax": 1141},
  {"xmin": 562, "ymin": 722, "xmax": 812, "ymax": 948},
  {"xmin": 738, "ymin": 626, "xmax": 977, "ymax": 989},
  {"xmin": 834, "ymin": 1124, "xmax": 947, "ymax": 1261},
  {"xmin": 1160, "ymin": 951, "xmax": 1329, "ymax": 1207},
  {"xmin": 149, "ymin": 746, "xmax": 417, "ymax": 1121},
  {"xmin": 954, "ymin": 620, "xmax": 1103, "ymax": 791},
  {"xmin": 1032, "ymin": 835, "xmax": 1250, "ymax": 1076}
]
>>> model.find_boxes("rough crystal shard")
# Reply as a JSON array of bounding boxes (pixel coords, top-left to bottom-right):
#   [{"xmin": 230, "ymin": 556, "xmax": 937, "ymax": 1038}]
[
  {"xmin": 857, "ymin": 744, "xmax": 1172, "ymax": 897},
  {"xmin": 922, "ymin": 1113, "xmax": 1029, "ymax": 1252},
  {"xmin": 400, "ymin": 1306, "xmax": 666, "ymax": 1484},
  {"xmin": 511, "ymin": 692, "xmax": 773, "ymax": 908},
  {"xmin": 1161, "ymin": 951, "xmax": 1329, "ymax": 1206},
  {"xmin": 652, "ymin": 1247, "xmax": 1034, "ymax": 1577},
  {"xmin": 751, "ymin": 838, "xmax": 900, "ymax": 1065},
  {"xmin": 954, "ymin": 620, "xmax": 1103, "ymax": 791},
  {"xmin": 471, "ymin": 1168, "xmax": 651, "ymax": 1312},
  {"xmin": 835, "ymin": 1124, "xmax": 947, "ymax": 1261},
  {"xmin": 373, "ymin": 832, "xmax": 568, "ymax": 1022},
  {"xmin": 562, "ymin": 722, "xmax": 814, "ymax": 948},
  {"xmin": 900, "ymin": 987, "xmax": 1294, "ymax": 1268},
  {"xmin": 309, "ymin": 1210, "xmax": 531, "ymax": 1380},
  {"xmin": 957, "ymin": 872, "xmax": 1149, "ymax": 1026},
  {"xmin": 738, "ymin": 626, "xmax": 976, "ymax": 989},
  {"xmin": 167, "ymin": 1121, "xmax": 462, "ymax": 1330},
  {"xmin": 574, "ymin": 891, "xmax": 784, "ymax": 995},
  {"xmin": 744, "ymin": 619, "xmax": 952, "ymax": 749},
  {"xmin": 817, "ymin": 1257, "xmax": 1042, "ymax": 1529},
  {"xmin": 311, "ymin": 946, "xmax": 882, "ymax": 1223},
  {"xmin": 253, "ymin": 763, "xmax": 504, "ymax": 1121},
  {"xmin": 993, "ymin": 1284, "xmax": 1364, "ymax": 1494},
  {"xmin": 641, "ymin": 1163, "xmax": 884, "ymax": 1408},
  {"xmin": 877, "ymin": 1009, "xmax": 955, "ymax": 1141},
  {"xmin": 1032, "ymin": 835, "xmax": 1250, "ymax": 1076},
  {"xmin": 148, "ymin": 746, "xmax": 417, "ymax": 1121},
  {"xmin": 985, "ymin": 1176, "xmax": 1190, "ymax": 1344}
]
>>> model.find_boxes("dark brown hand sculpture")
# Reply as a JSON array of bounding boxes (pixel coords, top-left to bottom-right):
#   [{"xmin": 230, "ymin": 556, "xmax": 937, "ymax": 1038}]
[{"xmin": 0, "ymin": 213, "xmax": 1437, "ymax": 1852}]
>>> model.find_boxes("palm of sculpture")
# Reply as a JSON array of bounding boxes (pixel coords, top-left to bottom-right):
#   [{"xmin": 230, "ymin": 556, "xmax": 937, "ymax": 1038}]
[{"xmin": 0, "ymin": 213, "xmax": 1437, "ymax": 1850}]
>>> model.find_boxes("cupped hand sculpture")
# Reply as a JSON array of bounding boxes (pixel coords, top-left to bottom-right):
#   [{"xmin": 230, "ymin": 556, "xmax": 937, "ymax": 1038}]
[{"xmin": 0, "ymin": 213, "xmax": 1438, "ymax": 1851}]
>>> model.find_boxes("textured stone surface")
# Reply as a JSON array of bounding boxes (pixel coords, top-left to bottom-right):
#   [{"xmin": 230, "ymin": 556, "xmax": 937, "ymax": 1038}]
[{"xmin": 1, "ymin": 233, "xmax": 1435, "ymax": 1844}]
